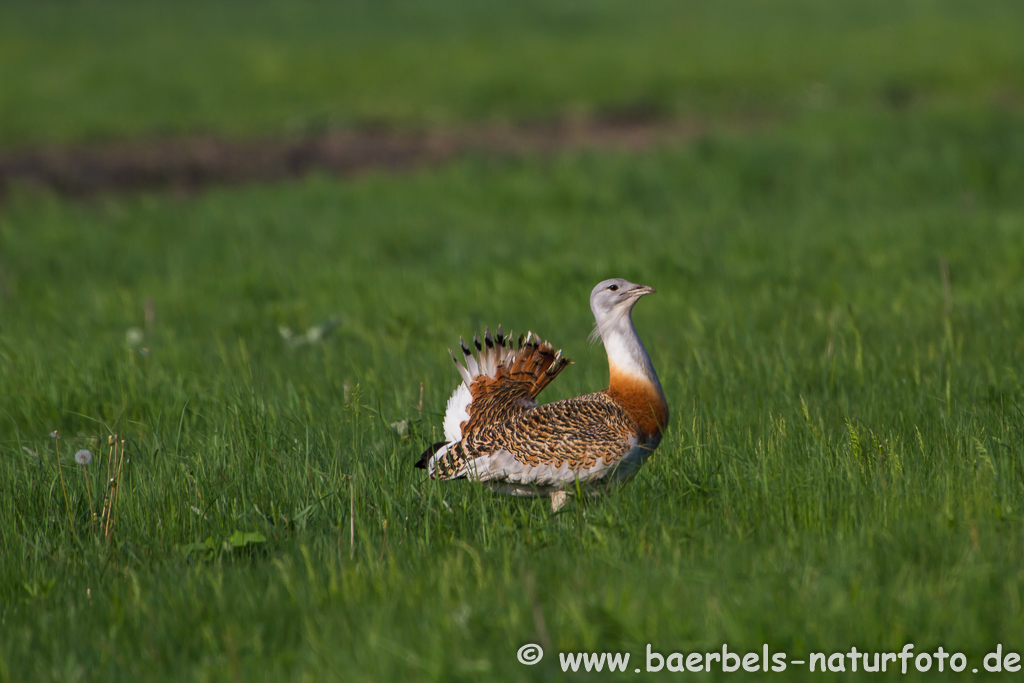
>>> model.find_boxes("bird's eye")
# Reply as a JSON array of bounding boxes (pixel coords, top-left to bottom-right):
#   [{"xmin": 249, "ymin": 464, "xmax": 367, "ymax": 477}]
[{"xmin": 608, "ymin": 284, "xmax": 619, "ymax": 292}]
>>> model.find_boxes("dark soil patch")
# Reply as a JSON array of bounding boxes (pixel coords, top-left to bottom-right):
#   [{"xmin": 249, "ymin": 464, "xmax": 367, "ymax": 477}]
[{"xmin": 0, "ymin": 114, "xmax": 718, "ymax": 200}]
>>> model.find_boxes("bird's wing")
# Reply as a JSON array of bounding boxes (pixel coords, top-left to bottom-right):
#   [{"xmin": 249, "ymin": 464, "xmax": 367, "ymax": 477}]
[{"xmin": 434, "ymin": 393, "xmax": 642, "ymax": 485}]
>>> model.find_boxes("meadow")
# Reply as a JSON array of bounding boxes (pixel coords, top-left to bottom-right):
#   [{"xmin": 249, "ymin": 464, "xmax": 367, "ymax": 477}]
[
  {"xmin": 2, "ymin": 0, "xmax": 1023, "ymax": 145},
  {"xmin": 2, "ymin": 1, "xmax": 1024, "ymax": 681}
]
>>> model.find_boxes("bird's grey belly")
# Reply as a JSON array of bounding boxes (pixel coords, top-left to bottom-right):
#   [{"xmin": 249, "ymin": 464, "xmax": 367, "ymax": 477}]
[{"xmin": 600, "ymin": 441, "xmax": 658, "ymax": 484}]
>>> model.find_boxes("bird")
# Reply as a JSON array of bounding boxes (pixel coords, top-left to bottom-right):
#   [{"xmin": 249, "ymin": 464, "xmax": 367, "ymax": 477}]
[{"xmin": 416, "ymin": 278, "xmax": 669, "ymax": 511}]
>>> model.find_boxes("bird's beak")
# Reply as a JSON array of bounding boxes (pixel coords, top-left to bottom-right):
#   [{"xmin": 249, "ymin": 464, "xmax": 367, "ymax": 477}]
[{"xmin": 629, "ymin": 284, "xmax": 656, "ymax": 298}]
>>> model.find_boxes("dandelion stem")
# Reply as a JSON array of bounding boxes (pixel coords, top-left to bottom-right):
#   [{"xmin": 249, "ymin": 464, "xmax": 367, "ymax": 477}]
[
  {"xmin": 53, "ymin": 432, "xmax": 74, "ymax": 530},
  {"xmin": 83, "ymin": 464, "xmax": 95, "ymax": 525}
]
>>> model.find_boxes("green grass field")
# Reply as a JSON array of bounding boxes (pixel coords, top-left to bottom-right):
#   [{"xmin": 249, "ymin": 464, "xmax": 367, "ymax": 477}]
[
  {"xmin": 2, "ymin": 0, "xmax": 1023, "ymax": 145},
  {"xmin": 3, "ymin": 1, "xmax": 1024, "ymax": 681}
]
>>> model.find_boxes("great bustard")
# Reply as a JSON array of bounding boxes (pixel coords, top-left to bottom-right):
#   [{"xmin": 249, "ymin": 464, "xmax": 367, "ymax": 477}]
[{"xmin": 416, "ymin": 278, "xmax": 669, "ymax": 510}]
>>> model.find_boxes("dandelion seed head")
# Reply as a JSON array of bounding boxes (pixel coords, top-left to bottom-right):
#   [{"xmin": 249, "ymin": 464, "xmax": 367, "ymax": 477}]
[
  {"xmin": 125, "ymin": 327, "xmax": 144, "ymax": 347},
  {"xmin": 75, "ymin": 449, "xmax": 93, "ymax": 466},
  {"xmin": 51, "ymin": 430, "xmax": 59, "ymax": 439}
]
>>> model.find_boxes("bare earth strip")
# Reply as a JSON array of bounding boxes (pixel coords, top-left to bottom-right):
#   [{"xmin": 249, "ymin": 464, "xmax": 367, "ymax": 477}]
[{"xmin": 0, "ymin": 114, "xmax": 729, "ymax": 200}]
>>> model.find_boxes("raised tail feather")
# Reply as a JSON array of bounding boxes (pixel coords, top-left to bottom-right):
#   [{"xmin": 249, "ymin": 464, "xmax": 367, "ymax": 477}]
[
  {"xmin": 455, "ymin": 326, "xmax": 572, "ymax": 439},
  {"xmin": 419, "ymin": 325, "xmax": 572, "ymax": 476}
]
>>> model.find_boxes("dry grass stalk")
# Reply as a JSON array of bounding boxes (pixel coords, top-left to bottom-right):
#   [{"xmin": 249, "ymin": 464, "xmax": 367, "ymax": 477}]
[
  {"xmin": 104, "ymin": 438, "xmax": 128, "ymax": 542},
  {"xmin": 100, "ymin": 435, "xmax": 116, "ymax": 536}
]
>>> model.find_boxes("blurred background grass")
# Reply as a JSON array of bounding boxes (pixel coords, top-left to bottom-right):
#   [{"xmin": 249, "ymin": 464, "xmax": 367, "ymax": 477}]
[
  {"xmin": 1, "ymin": 0, "xmax": 1022, "ymax": 144},
  {"xmin": 2, "ymin": 1, "xmax": 1024, "ymax": 681}
]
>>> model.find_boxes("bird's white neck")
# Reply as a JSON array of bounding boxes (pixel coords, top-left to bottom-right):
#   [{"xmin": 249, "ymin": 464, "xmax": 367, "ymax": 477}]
[
  {"xmin": 598, "ymin": 315, "xmax": 662, "ymax": 391},
  {"xmin": 595, "ymin": 311, "xmax": 668, "ymax": 440}
]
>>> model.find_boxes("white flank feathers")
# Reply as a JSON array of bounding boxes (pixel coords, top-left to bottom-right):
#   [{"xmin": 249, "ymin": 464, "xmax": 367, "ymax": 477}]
[{"xmin": 442, "ymin": 383, "xmax": 472, "ymax": 444}]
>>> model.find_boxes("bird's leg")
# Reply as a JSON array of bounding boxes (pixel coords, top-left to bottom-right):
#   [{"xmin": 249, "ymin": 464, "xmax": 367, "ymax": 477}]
[{"xmin": 550, "ymin": 490, "xmax": 567, "ymax": 513}]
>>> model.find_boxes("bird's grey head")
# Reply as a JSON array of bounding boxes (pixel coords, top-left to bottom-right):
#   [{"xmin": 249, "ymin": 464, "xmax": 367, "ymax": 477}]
[{"xmin": 589, "ymin": 278, "xmax": 656, "ymax": 341}]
